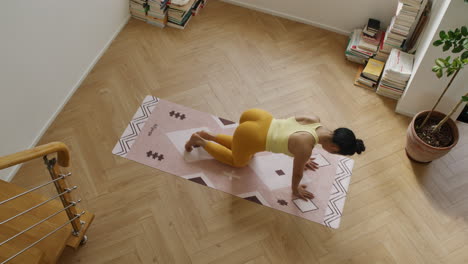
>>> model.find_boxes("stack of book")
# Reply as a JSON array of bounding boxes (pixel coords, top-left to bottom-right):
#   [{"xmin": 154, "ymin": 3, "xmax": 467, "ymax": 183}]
[
  {"xmin": 130, "ymin": 0, "xmax": 148, "ymax": 22},
  {"xmin": 375, "ymin": 0, "xmax": 427, "ymax": 62},
  {"xmin": 373, "ymin": 31, "xmax": 387, "ymax": 62},
  {"xmin": 354, "ymin": 58, "xmax": 385, "ymax": 90},
  {"xmin": 346, "ymin": 19, "xmax": 382, "ymax": 65},
  {"xmin": 363, "ymin": 18, "xmax": 380, "ymax": 39},
  {"xmin": 346, "ymin": 29, "xmax": 376, "ymax": 64},
  {"xmin": 129, "ymin": 0, "xmax": 208, "ymax": 30},
  {"xmin": 167, "ymin": 0, "xmax": 197, "ymax": 29},
  {"xmin": 192, "ymin": 0, "xmax": 208, "ymax": 16},
  {"xmin": 376, "ymin": 48, "xmax": 414, "ymax": 99},
  {"xmin": 147, "ymin": 0, "xmax": 169, "ymax": 28}
]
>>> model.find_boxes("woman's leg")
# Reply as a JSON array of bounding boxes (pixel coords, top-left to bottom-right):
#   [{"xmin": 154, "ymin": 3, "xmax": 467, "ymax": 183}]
[
  {"xmin": 203, "ymin": 121, "xmax": 261, "ymax": 167},
  {"xmin": 198, "ymin": 131, "xmax": 232, "ymax": 150},
  {"xmin": 185, "ymin": 109, "xmax": 272, "ymax": 167},
  {"xmin": 197, "ymin": 109, "xmax": 272, "ymax": 150}
]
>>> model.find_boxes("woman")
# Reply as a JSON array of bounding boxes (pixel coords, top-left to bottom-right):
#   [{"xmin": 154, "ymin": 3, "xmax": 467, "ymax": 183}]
[{"xmin": 185, "ymin": 109, "xmax": 365, "ymax": 200}]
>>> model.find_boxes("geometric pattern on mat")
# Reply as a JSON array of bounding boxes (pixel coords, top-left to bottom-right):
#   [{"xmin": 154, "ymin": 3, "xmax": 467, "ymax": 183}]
[
  {"xmin": 112, "ymin": 96, "xmax": 159, "ymax": 157},
  {"xmin": 182, "ymin": 172, "xmax": 215, "ymax": 188},
  {"xmin": 166, "ymin": 127, "xmax": 214, "ymax": 162},
  {"xmin": 312, "ymin": 153, "xmax": 332, "ymax": 167},
  {"xmin": 321, "ymin": 157, "xmax": 354, "ymax": 229},
  {"xmin": 238, "ymin": 191, "xmax": 270, "ymax": 207},
  {"xmin": 212, "ymin": 115, "xmax": 238, "ymax": 129},
  {"xmin": 113, "ymin": 96, "xmax": 355, "ymax": 229},
  {"xmin": 293, "ymin": 198, "xmax": 319, "ymax": 213}
]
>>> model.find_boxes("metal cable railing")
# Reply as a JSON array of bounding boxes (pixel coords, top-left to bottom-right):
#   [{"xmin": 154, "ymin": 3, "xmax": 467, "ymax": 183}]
[
  {"xmin": 0, "ymin": 142, "xmax": 92, "ymax": 264},
  {"xmin": 0, "ymin": 211, "xmax": 86, "ymax": 264},
  {"xmin": 0, "ymin": 200, "xmax": 81, "ymax": 247},
  {"xmin": 0, "ymin": 173, "xmax": 71, "ymax": 206},
  {"xmin": 0, "ymin": 186, "xmax": 78, "ymax": 225}
]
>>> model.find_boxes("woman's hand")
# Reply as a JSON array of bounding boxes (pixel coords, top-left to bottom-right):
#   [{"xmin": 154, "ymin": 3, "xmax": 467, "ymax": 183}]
[
  {"xmin": 293, "ymin": 184, "xmax": 314, "ymax": 201},
  {"xmin": 304, "ymin": 157, "xmax": 319, "ymax": 171}
]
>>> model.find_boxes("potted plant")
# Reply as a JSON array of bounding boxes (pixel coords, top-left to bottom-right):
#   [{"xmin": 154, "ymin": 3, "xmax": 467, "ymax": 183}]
[{"xmin": 406, "ymin": 26, "xmax": 468, "ymax": 163}]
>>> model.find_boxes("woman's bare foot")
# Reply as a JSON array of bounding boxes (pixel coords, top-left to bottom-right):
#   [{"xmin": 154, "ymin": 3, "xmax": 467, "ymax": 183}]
[{"xmin": 185, "ymin": 133, "xmax": 206, "ymax": 152}]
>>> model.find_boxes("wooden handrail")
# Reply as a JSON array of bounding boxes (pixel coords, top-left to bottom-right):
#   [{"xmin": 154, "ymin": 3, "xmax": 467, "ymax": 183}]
[{"xmin": 0, "ymin": 142, "xmax": 70, "ymax": 170}]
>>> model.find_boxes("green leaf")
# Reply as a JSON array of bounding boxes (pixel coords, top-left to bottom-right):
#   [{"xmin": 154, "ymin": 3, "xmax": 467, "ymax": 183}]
[
  {"xmin": 440, "ymin": 30, "xmax": 447, "ymax": 40},
  {"xmin": 433, "ymin": 40, "xmax": 444, "ymax": 46},
  {"xmin": 447, "ymin": 68, "xmax": 454, "ymax": 77},
  {"xmin": 459, "ymin": 38, "xmax": 467, "ymax": 48},
  {"xmin": 446, "ymin": 56, "xmax": 451, "ymax": 62},
  {"xmin": 444, "ymin": 58, "xmax": 451, "ymax": 66},
  {"xmin": 436, "ymin": 58, "xmax": 445, "ymax": 67},
  {"xmin": 448, "ymin": 31, "xmax": 455, "ymax": 39},
  {"xmin": 462, "ymin": 96, "xmax": 468, "ymax": 102},
  {"xmin": 463, "ymin": 39, "xmax": 468, "ymax": 49},
  {"xmin": 462, "ymin": 26, "xmax": 468, "ymax": 36},
  {"xmin": 443, "ymin": 41, "xmax": 452, "ymax": 51},
  {"xmin": 436, "ymin": 69, "xmax": 443, "ymax": 78},
  {"xmin": 432, "ymin": 65, "xmax": 440, "ymax": 72},
  {"xmin": 462, "ymin": 51, "xmax": 468, "ymax": 61},
  {"xmin": 453, "ymin": 45, "xmax": 464, "ymax": 53}
]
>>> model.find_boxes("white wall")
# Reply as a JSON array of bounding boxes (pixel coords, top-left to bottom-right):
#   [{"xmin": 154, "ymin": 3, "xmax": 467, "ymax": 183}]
[
  {"xmin": 397, "ymin": 0, "xmax": 467, "ymax": 118},
  {"xmin": 223, "ymin": 0, "xmax": 399, "ymax": 35},
  {"xmin": 0, "ymin": 0, "xmax": 130, "ymax": 181}
]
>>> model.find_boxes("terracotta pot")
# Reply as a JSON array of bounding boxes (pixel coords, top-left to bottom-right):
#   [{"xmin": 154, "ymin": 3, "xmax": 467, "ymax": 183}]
[{"xmin": 406, "ymin": 110, "xmax": 459, "ymax": 163}]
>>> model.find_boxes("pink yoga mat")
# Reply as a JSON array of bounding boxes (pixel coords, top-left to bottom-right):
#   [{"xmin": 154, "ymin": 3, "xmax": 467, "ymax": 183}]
[{"xmin": 112, "ymin": 96, "xmax": 354, "ymax": 228}]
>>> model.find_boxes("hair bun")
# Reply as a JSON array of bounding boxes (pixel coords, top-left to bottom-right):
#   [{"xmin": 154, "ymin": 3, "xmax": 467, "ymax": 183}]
[{"xmin": 355, "ymin": 139, "xmax": 365, "ymax": 154}]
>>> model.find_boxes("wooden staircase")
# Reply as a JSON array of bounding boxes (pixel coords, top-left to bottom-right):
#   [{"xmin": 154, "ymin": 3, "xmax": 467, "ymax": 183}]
[{"xmin": 0, "ymin": 142, "xmax": 94, "ymax": 264}]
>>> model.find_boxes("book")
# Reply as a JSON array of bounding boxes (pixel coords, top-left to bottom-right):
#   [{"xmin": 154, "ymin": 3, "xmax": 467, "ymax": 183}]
[
  {"xmin": 400, "ymin": 0, "xmax": 422, "ymax": 8},
  {"xmin": 354, "ymin": 65, "xmax": 375, "ymax": 89},
  {"xmin": 147, "ymin": 14, "xmax": 168, "ymax": 26},
  {"xmin": 401, "ymin": 3, "xmax": 420, "ymax": 12},
  {"xmin": 358, "ymin": 78, "xmax": 376, "ymax": 87},
  {"xmin": 169, "ymin": 0, "xmax": 196, "ymax": 12},
  {"xmin": 167, "ymin": 13, "xmax": 193, "ymax": 29},
  {"xmin": 131, "ymin": 10, "xmax": 147, "ymax": 21},
  {"xmin": 386, "ymin": 31, "xmax": 407, "ymax": 41},
  {"xmin": 376, "ymin": 49, "xmax": 414, "ymax": 99},
  {"xmin": 406, "ymin": 0, "xmax": 428, "ymax": 46},
  {"xmin": 351, "ymin": 29, "xmax": 374, "ymax": 57},
  {"xmin": 362, "ymin": 31, "xmax": 383, "ymax": 45},
  {"xmin": 148, "ymin": 10, "xmax": 168, "ymax": 19},
  {"xmin": 346, "ymin": 33, "xmax": 367, "ymax": 64},
  {"xmin": 407, "ymin": 4, "xmax": 430, "ymax": 52},
  {"xmin": 362, "ymin": 59, "xmax": 385, "ymax": 81},
  {"xmin": 168, "ymin": 9, "xmax": 192, "ymax": 24},
  {"xmin": 192, "ymin": 0, "xmax": 203, "ymax": 15},
  {"xmin": 358, "ymin": 35, "xmax": 379, "ymax": 53},
  {"xmin": 363, "ymin": 18, "xmax": 381, "ymax": 36}
]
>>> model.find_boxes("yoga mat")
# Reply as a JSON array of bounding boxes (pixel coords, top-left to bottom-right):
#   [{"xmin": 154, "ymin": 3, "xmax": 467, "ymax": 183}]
[{"xmin": 112, "ymin": 96, "xmax": 354, "ymax": 228}]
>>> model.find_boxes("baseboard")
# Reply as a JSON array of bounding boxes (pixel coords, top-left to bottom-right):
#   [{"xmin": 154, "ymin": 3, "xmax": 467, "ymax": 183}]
[
  {"xmin": 4, "ymin": 15, "xmax": 131, "ymax": 182},
  {"xmin": 221, "ymin": 0, "xmax": 349, "ymax": 36},
  {"xmin": 395, "ymin": 108, "xmax": 415, "ymax": 118}
]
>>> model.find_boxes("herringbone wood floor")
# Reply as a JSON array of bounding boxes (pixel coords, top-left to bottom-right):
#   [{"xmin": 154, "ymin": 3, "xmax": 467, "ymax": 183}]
[{"xmin": 10, "ymin": 1, "xmax": 468, "ymax": 263}]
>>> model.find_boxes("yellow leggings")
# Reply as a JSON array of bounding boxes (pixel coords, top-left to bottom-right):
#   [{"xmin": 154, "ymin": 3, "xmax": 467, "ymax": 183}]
[{"xmin": 204, "ymin": 109, "xmax": 273, "ymax": 167}]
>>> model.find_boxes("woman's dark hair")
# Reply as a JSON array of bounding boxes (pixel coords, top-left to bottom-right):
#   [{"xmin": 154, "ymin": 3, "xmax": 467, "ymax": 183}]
[{"xmin": 332, "ymin": 128, "xmax": 365, "ymax": 155}]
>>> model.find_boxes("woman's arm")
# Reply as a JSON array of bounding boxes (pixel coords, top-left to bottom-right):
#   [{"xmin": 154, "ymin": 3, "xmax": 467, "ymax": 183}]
[{"xmin": 291, "ymin": 148, "xmax": 315, "ymax": 200}]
